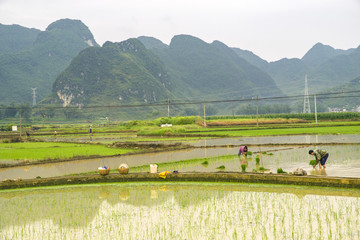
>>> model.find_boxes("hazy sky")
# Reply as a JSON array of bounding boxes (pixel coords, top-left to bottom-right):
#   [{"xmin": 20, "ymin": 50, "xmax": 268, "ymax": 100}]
[{"xmin": 1, "ymin": 0, "xmax": 359, "ymax": 61}]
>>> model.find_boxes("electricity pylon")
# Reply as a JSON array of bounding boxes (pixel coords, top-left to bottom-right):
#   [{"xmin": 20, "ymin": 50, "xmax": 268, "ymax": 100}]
[
  {"xmin": 303, "ymin": 75, "xmax": 311, "ymax": 113},
  {"xmin": 31, "ymin": 88, "xmax": 37, "ymax": 106}
]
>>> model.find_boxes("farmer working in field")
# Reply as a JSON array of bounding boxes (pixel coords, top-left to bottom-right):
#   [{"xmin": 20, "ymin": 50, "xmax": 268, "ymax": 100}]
[
  {"xmin": 238, "ymin": 146, "xmax": 248, "ymax": 156},
  {"xmin": 309, "ymin": 149, "xmax": 329, "ymax": 169}
]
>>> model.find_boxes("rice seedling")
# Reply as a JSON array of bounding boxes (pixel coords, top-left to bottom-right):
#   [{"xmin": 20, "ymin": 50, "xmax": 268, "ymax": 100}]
[
  {"xmin": 241, "ymin": 164, "xmax": 247, "ymax": 172},
  {"xmin": 309, "ymin": 160, "xmax": 317, "ymax": 166},
  {"xmin": 255, "ymin": 155, "xmax": 261, "ymax": 164},
  {"xmin": 216, "ymin": 165, "xmax": 225, "ymax": 170},
  {"xmin": 201, "ymin": 160, "xmax": 209, "ymax": 166}
]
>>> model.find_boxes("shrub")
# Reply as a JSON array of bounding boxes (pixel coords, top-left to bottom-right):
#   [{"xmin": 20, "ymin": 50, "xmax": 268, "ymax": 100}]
[
  {"xmin": 153, "ymin": 116, "xmax": 200, "ymax": 126},
  {"xmin": 137, "ymin": 126, "xmax": 185, "ymax": 136}
]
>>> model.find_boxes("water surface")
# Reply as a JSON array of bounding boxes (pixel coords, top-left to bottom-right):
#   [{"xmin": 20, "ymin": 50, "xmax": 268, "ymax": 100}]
[
  {"xmin": 1, "ymin": 135, "xmax": 359, "ymax": 180},
  {"xmin": 1, "ymin": 182, "xmax": 359, "ymax": 240}
]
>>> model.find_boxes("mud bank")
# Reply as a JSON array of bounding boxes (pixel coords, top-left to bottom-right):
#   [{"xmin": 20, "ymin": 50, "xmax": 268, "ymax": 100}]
[{"xmin": 1, "ymin": 172, "xmax": 359, "ymax": 190}]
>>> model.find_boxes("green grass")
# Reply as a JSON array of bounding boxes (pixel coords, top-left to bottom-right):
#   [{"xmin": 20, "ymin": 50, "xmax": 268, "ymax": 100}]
[
  {"xmin": 0, "ymin": 142, "xmax": 137, "ymax": 161},
  {"xmin": 184, "ymin": 125, "xmax": 360, "ymax": 137}
]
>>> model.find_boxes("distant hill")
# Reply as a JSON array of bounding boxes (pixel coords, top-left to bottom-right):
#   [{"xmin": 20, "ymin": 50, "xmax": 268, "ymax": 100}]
[
  {"xmin": 266, "ymin": 58, "xmax": 310, "ymax": 95},
  {"xmin": 316, "ymin": 75, "xmax": 360, "ymax": 111},
  {"xmin": 50, "ymin": 38, "xmax": 174, "ymax": 107},
  {"xmin": 137, "ymin": 36, "xmax": 168, "ymax": 49},
  {"xmin": 0, "ymin": 23, "xmax": 40, "ymax": 54},
  {"xmin": 233, "ymin": 42, "xmax": 360, "ymax": 96},
  {"xmin": 0, "ymin": 19, "xmax": 98, "ymax": 104},
  {"xmin": 142, "ymin": 35, "xmax": 283, "ymax": 101},
  {"xmin": 301, "ymin": 42, "xmax": 354, "ymax": 68},
  {"xmin": 2, "ymin": 18, "xmax": 359, "ymax": 116},
  {"xmin": 231, "ymin": 48, "xmax": 269, "ymax": 71},
  {"xmin": 48, "ymin": 35, "xmax": 283, "ymax": 118},
  {"xmin": 309, "ymin": 46, "xmax": 360, "ymax": 91}
]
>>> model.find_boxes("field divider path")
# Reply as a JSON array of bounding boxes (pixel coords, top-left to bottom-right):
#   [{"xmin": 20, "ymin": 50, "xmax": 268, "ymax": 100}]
[{"xmin": 1, "ymin": 172, "xmax": 360, "ymax": 190}]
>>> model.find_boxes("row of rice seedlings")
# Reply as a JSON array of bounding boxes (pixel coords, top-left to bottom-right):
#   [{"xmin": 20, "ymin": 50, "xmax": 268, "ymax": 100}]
[
  {"xmin": 1, "ymin": 184, "xmax": 359, "ymax": 239},
  {"xmin": 130, "ymin": 154, "xmax": 238, "ymax": 173},
  {"xmin": 0, "ymin": 141, "xmax": 137, "ymax": 161}
]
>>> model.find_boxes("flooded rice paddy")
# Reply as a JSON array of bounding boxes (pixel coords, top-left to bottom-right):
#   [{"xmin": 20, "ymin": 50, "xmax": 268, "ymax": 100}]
[
  {"xmin": 1, "ymin": 182, "xmax": 359, "ymax": 239},
  {"xmin": 40, "ymin": 134, "xmax": 360, "ymax": 145},
  {"xmin": 1, "ymin": 143, "xmax": 359, "ymax": 180}
]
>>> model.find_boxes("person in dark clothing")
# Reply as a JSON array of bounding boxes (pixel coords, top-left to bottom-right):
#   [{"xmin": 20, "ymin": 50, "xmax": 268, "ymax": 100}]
[{"xmin": 309, "ymin": 149, "xmax": 329, "ymax": 169}]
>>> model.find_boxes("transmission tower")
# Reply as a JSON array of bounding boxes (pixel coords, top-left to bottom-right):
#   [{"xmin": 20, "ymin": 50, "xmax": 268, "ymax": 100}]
[
  {"xmin": 31, "ymin": 87, "xmax": 37, "ymax": 106},
  {"xmin": 303, "ymin": 75, "xmax": 311, "ymax": 113}
]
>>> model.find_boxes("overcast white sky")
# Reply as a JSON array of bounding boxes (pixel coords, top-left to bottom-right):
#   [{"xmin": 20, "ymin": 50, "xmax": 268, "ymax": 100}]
[{"xmin": 1, "ymin": 0, "xmax": 359, "ymax": 62}]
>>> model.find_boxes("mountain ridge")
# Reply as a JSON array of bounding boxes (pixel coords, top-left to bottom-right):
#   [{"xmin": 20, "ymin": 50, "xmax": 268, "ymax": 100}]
[
  {"xmin": 0, "ymin": 19, "xmax": 98, "ymax": 104},
  {"xmin": 1, "ymin": 19, "xmax": 359, "ymax": 116}
]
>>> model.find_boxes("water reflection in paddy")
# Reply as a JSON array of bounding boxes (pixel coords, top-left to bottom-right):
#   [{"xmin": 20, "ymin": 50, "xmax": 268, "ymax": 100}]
[
  {"xmin": 1, "ymin": 183, "xmax": 359, "ymax": 240},
  {"xmin": 191, "ymin": 134, "xmax": 360, "ymax": 147},
  {"xmin": 1, "ymin": 144, "xmax": 359, "ymax": 180},
  {"xmin": 171, "ymin": 144, "xmax": 360, "ymax": 178},
  {"xmin": 40, "ymin": 134, "xmax": 360, "ymax": 146}
]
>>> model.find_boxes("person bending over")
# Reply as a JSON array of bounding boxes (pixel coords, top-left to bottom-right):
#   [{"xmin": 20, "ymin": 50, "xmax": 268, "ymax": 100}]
[{"xmin": 309, "ymin": 149, "xmax": 329, "ymax": 169}]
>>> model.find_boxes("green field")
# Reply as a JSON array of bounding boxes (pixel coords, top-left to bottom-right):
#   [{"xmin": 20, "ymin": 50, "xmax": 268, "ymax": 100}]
[
  {"xmin": 0, "ymin": 142, "xmax": 137, "ymax": 162},
  {"xmin": 184, "ymin": 125, "xmax": 360, "ymax": 137},
  {"xmin": 1, "ymin": 115, "xmax": 360, "ymax": 163}
]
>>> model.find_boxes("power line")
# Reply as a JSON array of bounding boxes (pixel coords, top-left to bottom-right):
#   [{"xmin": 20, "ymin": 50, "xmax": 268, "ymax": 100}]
[{"xmin": 1, "ymin": 89, "xmax": 360, "ymax": 110}]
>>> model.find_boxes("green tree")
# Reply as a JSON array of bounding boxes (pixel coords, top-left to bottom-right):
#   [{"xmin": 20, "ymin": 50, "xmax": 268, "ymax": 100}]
[
  {"xmin": 4, "ymin": 102, "xmax": 17, "ymax": 118},
  {"xmin": 17, "ymin": 103, "xmax": 32, "ymax": 121},
  {"xmin": 0, "ymin": 104, "xmax": 4, "ymax": 119},
  {"xmin": 63, "ymin": 107, "xmax": 82, "ymax": 120}
]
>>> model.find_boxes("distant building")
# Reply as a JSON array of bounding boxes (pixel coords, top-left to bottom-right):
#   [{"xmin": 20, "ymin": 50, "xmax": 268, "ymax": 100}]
[
  {"xmin": 328, "ymin": 107, "xmax": 346, "ymax": 112},
  {"xmin": 328, "ymin": 106, "xmax": 360, "ymax": 112}
]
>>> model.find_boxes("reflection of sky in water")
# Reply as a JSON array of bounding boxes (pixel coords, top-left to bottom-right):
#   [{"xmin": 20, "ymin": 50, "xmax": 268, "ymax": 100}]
[
  {"xmin": 39, "ymin": 134, "xmax": 360, "ymax": 145},
  {"xmin": 1, "ymin": 183, "xmax": 359, "ymax": 239},
  {"xmin": 191, "ymin": 134, "xmax": 360, "ymax": 146},
  {"xmin": 1, "ymin": 144, "xmax": 360, "ymax": 180},
  {"xmin": 175, "ymin": 145, "xmax": 360, "ymax": 178},
  {"xmin": 1, "ymin": 134, "xmax": 360, "ymax": 180}
]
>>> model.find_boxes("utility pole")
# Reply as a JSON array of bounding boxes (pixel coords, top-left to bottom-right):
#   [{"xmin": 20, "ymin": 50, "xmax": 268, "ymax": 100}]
[
  {"xmin": 232, "ymin": 101, "xmax": 234, "ymax": 117},
  {"xmin": 19, "ymin": 109, "xmax": 22, "ymax": 138},
  {"xmin": 303, "ymin": 75, "xmax": 311, "ymax": 113},
  {"xmin": 203, "ymin": 102, "xmax": 206, "ymax": 127},
  {"xmin": 256, "ymin": 96, "xmax": 259, "ymax": 128},
  {"xmin": 314, "ymin": 95, "xmax": 318, "ymax": 124},
  {"xmin": 167, "ymin": 98, "xmax": 170, "ymax": 118}
]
